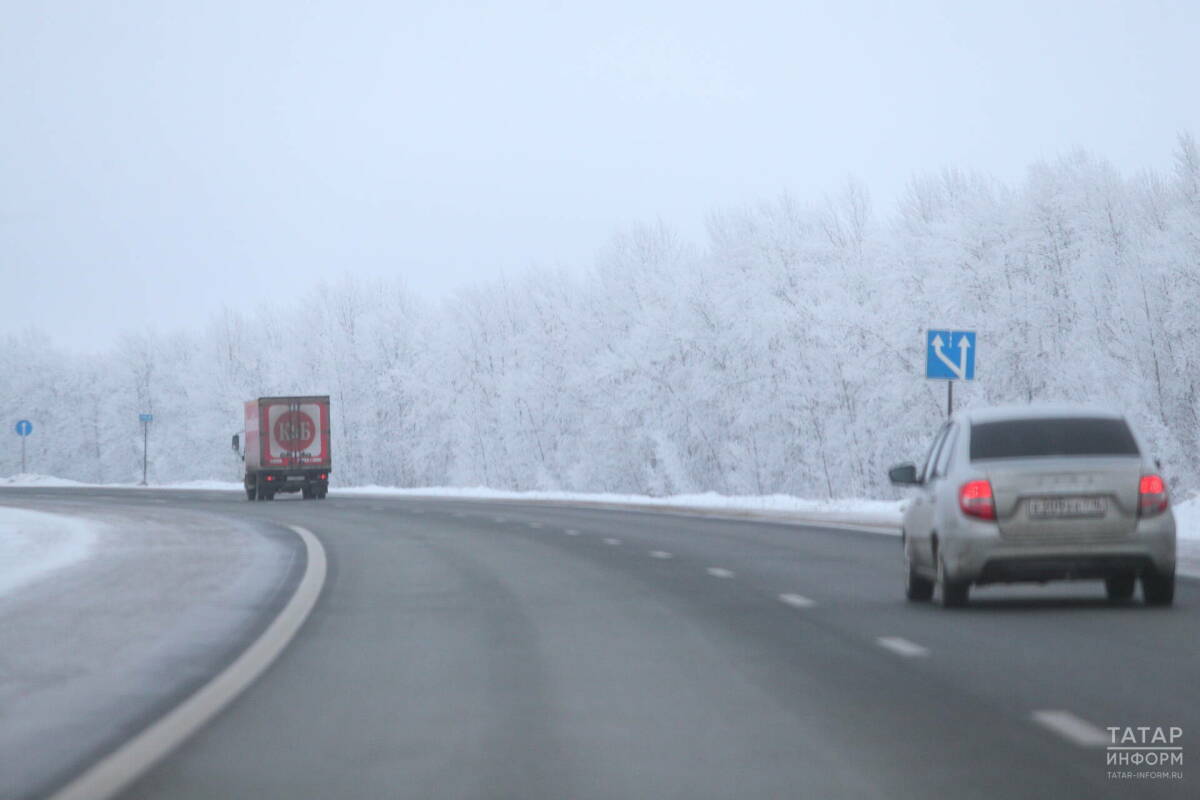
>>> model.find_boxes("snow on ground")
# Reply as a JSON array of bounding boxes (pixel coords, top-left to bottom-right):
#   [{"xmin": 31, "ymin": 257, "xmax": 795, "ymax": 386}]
[
  {"xmin": 1, "ymin": 473, "xmax": 91, "ymax": 487},
  {"xmin": 1174, "ymin": 493, "xmax": 1200, "ymax": 539},
  {"xmin": 1173, "ymin": 493, "xmax": 1200, "ymax": 577},
  {"xmin": 1, "ymin": 474, "xmax": 243, "ymax": 491},
  {"xmin": 0, "ymin": 506, "xmax": 103, "ymax": 597},
  {"xmin": 335, "ymin": 486, "xmax": 906, "ymax": 530}
]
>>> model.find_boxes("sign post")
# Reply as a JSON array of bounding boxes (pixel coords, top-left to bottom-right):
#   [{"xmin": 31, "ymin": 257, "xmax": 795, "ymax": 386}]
[
  {"xmin": 139, "ymin": 413, "xmax": 154, "ymax": 485},
  {"xmin": 15, "ymin": 419, "xmax": 33, "ymax": 473},
  {"xmin": 925, "ymin": 330, "xmax": 977, "ymax": 417}
]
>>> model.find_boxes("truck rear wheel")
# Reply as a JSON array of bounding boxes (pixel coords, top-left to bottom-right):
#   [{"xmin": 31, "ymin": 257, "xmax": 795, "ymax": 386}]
[{"xmin": 246, "ymin": 486, "xmax": 255, "ymax": 501}]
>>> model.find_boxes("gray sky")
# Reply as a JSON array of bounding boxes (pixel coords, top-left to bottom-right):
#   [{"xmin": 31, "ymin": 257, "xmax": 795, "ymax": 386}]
[{"xmin": 3, "ymin": 0, "xmax": 1196, "ymax": 352}]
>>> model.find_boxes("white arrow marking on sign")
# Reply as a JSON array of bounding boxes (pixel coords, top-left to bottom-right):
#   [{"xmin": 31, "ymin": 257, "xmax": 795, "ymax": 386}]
[{"xmin": 932, "ymin": 334, "xmax": 970, "ymax": 379}]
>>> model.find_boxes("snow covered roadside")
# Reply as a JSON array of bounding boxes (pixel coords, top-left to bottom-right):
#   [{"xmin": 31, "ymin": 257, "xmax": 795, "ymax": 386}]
[
  {"xmin": 0, "ymin": 506, "xmax": 103, "ymax": 597},
  {"xmin": 1173, "ymin": 493, "xmax": 1200, "ymax": 578},
  {"xmin": 335, "ymin": 485, "xmax": 907, "ymax": 533},
  {"xmin": 1, "ymin": 474, "xmax": 244, "ymax": 491}
]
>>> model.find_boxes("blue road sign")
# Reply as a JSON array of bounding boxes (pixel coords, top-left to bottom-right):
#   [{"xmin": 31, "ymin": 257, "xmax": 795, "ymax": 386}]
[
  {"xmin": 139, "ymin": 413, "xmax": 154, "ymax": 423},
  {"xmin": 15, "ymin": 420, "xmax": 32, "ymax": 436},
  {"xmin": 926, "ymin": 330, "xmax": 976, "ymax": 380}
]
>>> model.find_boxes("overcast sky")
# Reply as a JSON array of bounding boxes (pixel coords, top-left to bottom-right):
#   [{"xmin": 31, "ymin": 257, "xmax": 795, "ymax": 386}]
[{"xmin": 2, "ymin": 0, "xmax": 1196, "ymax": 352}]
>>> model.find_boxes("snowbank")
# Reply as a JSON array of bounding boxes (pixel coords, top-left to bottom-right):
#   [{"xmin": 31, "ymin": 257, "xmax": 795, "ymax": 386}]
[
  {"xmin": 1173, "ymin": 493, "xmax": 1200, "ymax": 578},
  {"xmin": 334, "ymin": 486, "xmax": 905, "ymax": 530},
  {"xmin": 0, "ymin": 506, "xmax": 103, "ymax": 597},
  {"xmin": 1, "ymin": 474, "xmax": 243, "ymax": 492},
  {"xmin": 1174, "ymin": 493, "xmax": 1200, "ymax": 541},
  {"xmin": 1, "ymin": 473, "xmax": 91, "ymax": 487}
]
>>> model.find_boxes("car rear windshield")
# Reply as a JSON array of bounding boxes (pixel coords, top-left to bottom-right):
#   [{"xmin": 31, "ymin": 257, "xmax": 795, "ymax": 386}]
[{"xmin": 969, "ymin": 417, "xmax": 1139, "ymax": 460}]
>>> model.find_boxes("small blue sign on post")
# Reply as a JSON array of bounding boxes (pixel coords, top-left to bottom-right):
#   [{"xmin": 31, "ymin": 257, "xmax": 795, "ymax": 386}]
[
  {"xmin": 15, "ymin": 419, "xmax": 32, "ymax": 473},
  {"xmin": 926, "ymin": 330, "xmax": 976, "ymax": 381},
  {"xmin": 139, "ymin": 413, "xmax": 154, "ymax": 423}
]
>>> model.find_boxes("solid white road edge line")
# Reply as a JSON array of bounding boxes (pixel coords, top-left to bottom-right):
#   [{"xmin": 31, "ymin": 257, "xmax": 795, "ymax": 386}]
[
  {"xmin": 706, "ymin": 567, "xmax": 734, "ymax": 579},
  {"xmin": 1031, "ymin": 710, "xmax": 1110, "ymax": 747},
  {"xmin": 48, "ymin": 524, "xmax": 328, "ymax": 800},
  {"xmin": 876, "ymin": 636, "xmax": 929, "ymax": 658},
  {"xmin": 779, "ymin": 593, "xmax": 815, "ymax": 608}
]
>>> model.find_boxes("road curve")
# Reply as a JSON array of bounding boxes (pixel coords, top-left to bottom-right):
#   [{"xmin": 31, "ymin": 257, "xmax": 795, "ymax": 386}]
[{"xmin": 2, "ymin": 487, "xmax": 1195, "ymax": 800}]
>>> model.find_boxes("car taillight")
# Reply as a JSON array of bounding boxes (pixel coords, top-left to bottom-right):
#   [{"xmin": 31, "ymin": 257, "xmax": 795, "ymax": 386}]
[
  {"xmin": 959, "ymin": 479, "xmax": 996, "ymax": 520},
  {"xmin": 265, "ymin": 475, "xmax": 274, "ymax": 481},
  {"xmin": 320, "ymin": 473, "xmax": 327, "ymax": 480},
  {"xmin": 1138, "ymin": 474, "xmax": 1168, "ymax": 517}
]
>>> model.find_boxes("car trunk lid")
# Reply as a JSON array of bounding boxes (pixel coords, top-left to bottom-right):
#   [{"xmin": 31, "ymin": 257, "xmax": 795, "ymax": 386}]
[{"xmin": 984, "ymin": 457, "xmax": 1142, "ymax": 543}]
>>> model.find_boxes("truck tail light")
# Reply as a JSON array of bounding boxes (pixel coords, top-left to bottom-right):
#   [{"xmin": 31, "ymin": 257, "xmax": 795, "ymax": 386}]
[
  {"xmin": 320, "ymin": 473, "xmax": 327, "ymax": 480},
  {"xmin": 1138, "ymin": 474, "xmax": 1168, "ymax": 517},
  {"xmin": 959, "ymin": 480, "xmax": 996, "ymax": 520},
  {"xmin": 265, "ymin": 475, "xmax": 274, "ymax": 482}
]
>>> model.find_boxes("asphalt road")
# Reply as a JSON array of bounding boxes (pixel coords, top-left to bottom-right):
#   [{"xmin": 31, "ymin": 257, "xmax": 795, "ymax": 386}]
[{"xmin": 2, "ymin": 487, "xmax": 1196, "ymax": 799}]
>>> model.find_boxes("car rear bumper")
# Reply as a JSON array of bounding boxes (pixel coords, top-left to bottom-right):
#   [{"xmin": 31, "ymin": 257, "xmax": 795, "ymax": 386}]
[
  {"xmin": 941, "ymin": 513, "xmax": 1175, "ymax": 584},
  {"xmin": 976, "ymin": 554, "xmax": 1163, "ymax": 584}
]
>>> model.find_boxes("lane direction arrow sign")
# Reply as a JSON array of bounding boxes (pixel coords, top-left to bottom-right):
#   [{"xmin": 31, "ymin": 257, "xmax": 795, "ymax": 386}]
[{"xmin": 926, "ymin": 330, "xmax": 976, "ymax": 381}]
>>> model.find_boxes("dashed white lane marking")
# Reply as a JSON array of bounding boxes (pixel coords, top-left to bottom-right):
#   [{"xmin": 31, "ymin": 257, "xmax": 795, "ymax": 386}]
[
  {"xmin": 649, "ymin": 551, "xmax": 673, "ymax": 559},
  {"xmin": 779, "ymin": 593, "xmax": 815, "ymax": 608},
  {"xmin": 493, "ymin": 516, "xmax": 507, "ymax": 523},
  {"xmin": 528, "ymin": 522, "xmax": 544, "ymax": 529},
  {"xmin": 876, "ymin": 636, "xmax": 929, "ymax": 658},
  {"xmin": 48, "ymin": 525, "xmax": 327, "ymax": 800},
  {"xmin": 564, "ymin": 528, "xmax": 580, "ymax": 536},
  {"xmin": 1031, "ymin": 711, "xmax": 1110, "ymax": 748},
  {"xmin": 603, "ymin": 538, "xmax": 621, "ymax": 546},
  {"xmin": 706, "ymin": 567, "xmax": 735, "ymax": 579}
]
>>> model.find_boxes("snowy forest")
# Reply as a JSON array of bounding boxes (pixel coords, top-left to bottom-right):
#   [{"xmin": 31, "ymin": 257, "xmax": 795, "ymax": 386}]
[{"xmin": 5, "ymin": 138, "xmax": 1200, "ymax": 499}]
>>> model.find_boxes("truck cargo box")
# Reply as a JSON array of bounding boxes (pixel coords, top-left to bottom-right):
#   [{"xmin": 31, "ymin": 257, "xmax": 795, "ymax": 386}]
[{"xmin": 240, "ymin": 395, "xmax": 331, "ymax": 500}]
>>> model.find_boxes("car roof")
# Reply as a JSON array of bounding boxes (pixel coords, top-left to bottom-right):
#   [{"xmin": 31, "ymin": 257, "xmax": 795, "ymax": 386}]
[{"xmin": 957, "ymin": 403, "xmax": 1126, "ymax": 425}]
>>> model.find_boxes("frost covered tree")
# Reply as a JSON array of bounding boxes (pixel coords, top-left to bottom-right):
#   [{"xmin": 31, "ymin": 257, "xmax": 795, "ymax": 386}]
[{"xmin": 4, "ymin": 141, "xmax": 1199, "ymax": 498}]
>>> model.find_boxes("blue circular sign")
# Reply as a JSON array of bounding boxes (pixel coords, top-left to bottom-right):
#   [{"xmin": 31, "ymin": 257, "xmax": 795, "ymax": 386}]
[{"xmin": 15, "ymin": 420, "xmax": 33, "ymax": 437}]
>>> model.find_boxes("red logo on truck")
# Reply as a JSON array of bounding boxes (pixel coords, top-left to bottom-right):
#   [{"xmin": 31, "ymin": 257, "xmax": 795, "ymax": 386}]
[{"xmin": 274, "ymin": 411, "xmax": 316, "ymax": 452}]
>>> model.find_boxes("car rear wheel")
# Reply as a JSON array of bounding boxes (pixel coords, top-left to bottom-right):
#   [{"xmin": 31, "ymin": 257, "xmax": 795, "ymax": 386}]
[
  {"xmin": 1105, "ymin": 574, "xmax": 1136, "ymax": 601},
  {"xmin": 1142, "ymin": 571, "xmax": 1175, "ymax": 607},
  {"xmin": 938, "ymin": 556, "xmax": 969, "ymax": 608}
]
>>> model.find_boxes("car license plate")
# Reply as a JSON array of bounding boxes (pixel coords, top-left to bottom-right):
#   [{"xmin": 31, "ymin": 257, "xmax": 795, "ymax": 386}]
[
  {"xmin": 287, "ymin": 475, "xmax": 304, "ymax": 481},
  {"xmin": 1028, "ymin": 496, "xmax": 1106, "ymax": 519}
]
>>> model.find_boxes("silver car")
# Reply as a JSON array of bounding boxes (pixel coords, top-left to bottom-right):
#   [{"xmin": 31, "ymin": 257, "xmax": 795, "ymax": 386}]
[{"xmin": 889, "ymin": 404, "xmax": 1176, "ymax": 607}]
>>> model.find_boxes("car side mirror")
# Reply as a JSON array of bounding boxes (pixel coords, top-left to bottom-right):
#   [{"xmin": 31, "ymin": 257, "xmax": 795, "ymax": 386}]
[
  {"xmin": 888, "ymin": 462, "xmax": 920, "ymax": 486},
  {"xmin": 231, "ymin": 433, "xmax": 240, "ymax": 454}
]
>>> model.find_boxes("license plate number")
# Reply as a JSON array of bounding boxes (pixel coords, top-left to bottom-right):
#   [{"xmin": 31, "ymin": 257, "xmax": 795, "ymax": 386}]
[
  {"xmin": 286, "ymin": 475, "xmax": 304, "ymax": 481},
  {"xmin": 1028, "ymin": 496, "xmax": 1106, "ymax": 519}
]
